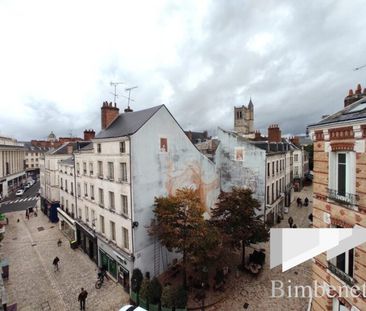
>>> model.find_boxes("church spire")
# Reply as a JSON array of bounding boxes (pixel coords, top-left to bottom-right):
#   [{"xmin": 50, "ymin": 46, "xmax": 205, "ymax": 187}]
[{"xmin": 248, "ymin": 97, "xmax": 254, "ymax": 110}]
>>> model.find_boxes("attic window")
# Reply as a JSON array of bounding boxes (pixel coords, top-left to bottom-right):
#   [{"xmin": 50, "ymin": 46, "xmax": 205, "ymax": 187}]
[
  {"xmin": 160, "ymin": 138, "xmax": 168, "ymax": 152},
  {"xmin": 347, "ymin": 102, "xmax": 366, "ymax": 113}
]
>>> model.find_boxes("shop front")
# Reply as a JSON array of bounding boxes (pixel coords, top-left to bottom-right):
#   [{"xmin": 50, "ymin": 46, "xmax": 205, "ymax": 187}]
[
  {"xmin": 76, "ymin": 222, "xmax": 98, "ymax": 264},
  {"xmin": 40, "ymin": 198, "xmax": 59, "ymax": 223},
  {"xmin": 97, "ymin": 238, "xmax": 133, "ymax": 293},
  {"xmin": 57, "ymin": 208, "xmax": 76, "ymax": 241}
]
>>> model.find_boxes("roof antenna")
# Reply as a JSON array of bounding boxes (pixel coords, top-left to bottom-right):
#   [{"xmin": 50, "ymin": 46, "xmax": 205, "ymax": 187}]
[
  {"xmin": 110, "ymin": 81, "xmax": 124, "ymax": 105},
  {"xmin": 125, "ymin": 86, "xmax": 138, "ymax": 110}
]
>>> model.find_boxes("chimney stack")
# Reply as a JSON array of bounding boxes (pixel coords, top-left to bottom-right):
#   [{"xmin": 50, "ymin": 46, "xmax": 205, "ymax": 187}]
[
  {"xmin": 268, "ymin": 124, "xmax": 281, "ymax": 143},
  {"xmin": 83, "ymin": 129, "xmax": 96, "ymax": 141},
  {"xmin": 254, "ymin": 130, "xmax": 261, "ymax": 141},
  {"xmin": 344, "ymin": 84, "xmax": 366, "ymax": 107},
  {"xmin": 67, "ymin": 144, "xmax": 73, "ymax": 155},
  {"xmin": 290, "ymin": 136, "xmax": 300, "ymax": 146},
  {"xmin": 101, "ymin": 101, "xmax": 120, "ymax": 130}
]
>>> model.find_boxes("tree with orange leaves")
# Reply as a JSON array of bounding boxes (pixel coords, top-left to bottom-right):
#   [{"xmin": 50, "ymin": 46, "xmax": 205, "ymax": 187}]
[{"xmin": 150, "ymin": 187, "xmax": 220, "ymax": 288}]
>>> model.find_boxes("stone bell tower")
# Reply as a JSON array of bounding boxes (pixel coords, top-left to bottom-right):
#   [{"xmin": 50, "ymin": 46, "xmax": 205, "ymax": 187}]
[{"xmin": 234, "ymin": 98, "xmax": 254, "ymax": 135}]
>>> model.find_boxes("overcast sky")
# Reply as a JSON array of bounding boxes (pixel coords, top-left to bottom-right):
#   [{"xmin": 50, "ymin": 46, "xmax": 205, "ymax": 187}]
[{"xmin": 1, "ymin": 0, "xmax": 366, "ymax": 141}]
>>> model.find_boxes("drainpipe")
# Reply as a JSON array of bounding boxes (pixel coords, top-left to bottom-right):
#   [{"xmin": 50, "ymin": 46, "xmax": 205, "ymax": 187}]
[
  {"xmin": 129, "ymin": 136, "xmax": 135, "ymax": 266},
  {"xmin": 74, "ymin": 143, "xmax": 79, "ymax": 219}
]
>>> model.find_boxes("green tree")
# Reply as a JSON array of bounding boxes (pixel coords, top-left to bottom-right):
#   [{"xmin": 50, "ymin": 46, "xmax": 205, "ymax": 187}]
[
  {"xmin": 211, "ymin": 187, "xmax": 269, "ymax": 268},
  {"xmin": 149, "ymin": 188, "xmax": 207, "ymax": 288}
]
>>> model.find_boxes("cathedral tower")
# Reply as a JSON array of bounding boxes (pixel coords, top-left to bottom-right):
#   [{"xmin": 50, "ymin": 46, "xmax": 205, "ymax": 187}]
[{"xmin": 234, "ymin": 99, "xmax": 254, "ymax": 135}]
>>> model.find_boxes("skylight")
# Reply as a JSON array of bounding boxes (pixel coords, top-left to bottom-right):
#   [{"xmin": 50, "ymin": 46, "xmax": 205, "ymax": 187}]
[{"xmin": 348, "ymin": 102, "xmax": 366, "ymax": 113}]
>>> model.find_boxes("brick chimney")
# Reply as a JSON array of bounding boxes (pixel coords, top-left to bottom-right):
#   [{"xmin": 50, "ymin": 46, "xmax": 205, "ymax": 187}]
[
  {"xmin": 101, "ymin": 101, "xmax": 120, "ymax": 130},
  {"xmin": 290, "ymin": 136, "xmax": 300, "ymax": 146},
  {"xmin": 66, "ymin": 144, "xmax": 73, "ymax": 154},
  {"xmin": 83, "ymin": 129, "xmax": 95, "ymax": 141},
  {"xmin": 344, "ymin": 84, "xmax": 366, "ymax": 107},
  {"xmin": 268, "ymin": 124, "xmax": 281, "ymax": 143},
  {"xmin": 254, "ymin": 130, "xmax": 262, "ymax": 141}
]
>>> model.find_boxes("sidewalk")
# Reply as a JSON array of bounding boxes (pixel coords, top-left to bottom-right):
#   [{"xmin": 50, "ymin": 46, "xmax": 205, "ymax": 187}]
[
  {"xmin": 188, "ymin": 185, "xmax": 313, "ymax": 311},
  {"xmin": 1, "ymin": 211, "xmax": 129, "ymax": 310}
]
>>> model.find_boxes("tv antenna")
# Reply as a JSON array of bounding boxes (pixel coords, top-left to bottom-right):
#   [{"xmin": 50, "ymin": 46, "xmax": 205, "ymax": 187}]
[
  {"xmin": 354, "ymin": 64, "xmax": 366, "ymax": 71},
  {"xmin": 110, "ymin": 81, "xmax": 124, "ymax": 103},
  {"xmin": 125, "ymin": 86, "xmax": 138, "ymax": 109}
]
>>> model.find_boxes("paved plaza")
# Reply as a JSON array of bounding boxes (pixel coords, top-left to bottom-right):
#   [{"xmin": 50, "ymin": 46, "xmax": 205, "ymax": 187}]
[
  {"xmin": 202, "ymin": 185, "xmax": 314, "ymax": 311},
  {"xmin": 1, "ymin": 210, "xmax": 129, "ymax": 310}
]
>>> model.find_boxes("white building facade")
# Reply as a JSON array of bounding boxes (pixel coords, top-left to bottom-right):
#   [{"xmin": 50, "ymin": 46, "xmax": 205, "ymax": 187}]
[
  {"xmin": 0, "ymin": 136, "xmax": 26, "ymax": 198},
  {"xmin": 71, "ymin": 103, "xmax": 219, "ymax": 292}
]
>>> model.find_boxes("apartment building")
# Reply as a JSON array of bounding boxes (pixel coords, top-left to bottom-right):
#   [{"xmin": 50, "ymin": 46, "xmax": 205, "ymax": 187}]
[
  {"xmin": 71, "ymin": 102, "xmax": 219, "ymax": 291},
  {"xmin": 308, "ymin": 88, "xmax": 366, "ymax": 311},
  {"xmin": 57, "ymin": 157, "xmax": 77, "ymax": 241},
  {"xmin": 0, "ymin": 136, "xmax": 26, "ymax": 198}
]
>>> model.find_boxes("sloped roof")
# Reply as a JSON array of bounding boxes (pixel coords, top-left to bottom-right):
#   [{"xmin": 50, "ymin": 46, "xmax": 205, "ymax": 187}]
[
  {"xmin": 95, "ymin": 105, "xmax": 164, "ymax": 139},
  {"xmin": 49, "ymin": 142, "xmax": 90, "ymax": 155},
  {"xmin": 308, "ymin": 96, "xmax": 366, "ymax": 128}
]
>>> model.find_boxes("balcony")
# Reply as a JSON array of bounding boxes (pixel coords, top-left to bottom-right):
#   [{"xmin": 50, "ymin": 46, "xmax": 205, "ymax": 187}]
[
  {"xmin": 327, "ymin": 188, "xmax": 358, "ymax": 209},
  {"xmin": 328, "ymin": 262, "xmax": 355, "ymax": 287}
]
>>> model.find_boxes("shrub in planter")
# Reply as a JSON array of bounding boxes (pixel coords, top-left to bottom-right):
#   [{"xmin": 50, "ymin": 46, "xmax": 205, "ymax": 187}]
[
  {"xmin": 149, "ymin": 277, "xmax": 162, "ymax": 305},
  {"xmin": 139, "ymin": 277, "xmax": 152, "ymax": 309},
  {"xmin": 131, "ymin": 268, "xmax": 144, "ymax": 293},
  {"xmin": 174, "ymin": 286, "xmax": 188, "ymax": 309},
  {"xmin": 161, "ymin": 284, "xmax": 174, "ymax": 309}
]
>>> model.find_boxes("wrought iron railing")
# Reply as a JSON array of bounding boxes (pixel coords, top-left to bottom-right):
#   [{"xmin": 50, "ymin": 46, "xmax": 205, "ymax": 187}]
[
  {"xmin": 327, "ymin": 188, "xmax": 358, "ymax": 208},
  {"xmin": 328, "ymin": 262, "xmax": 355, "ymax": 287}
]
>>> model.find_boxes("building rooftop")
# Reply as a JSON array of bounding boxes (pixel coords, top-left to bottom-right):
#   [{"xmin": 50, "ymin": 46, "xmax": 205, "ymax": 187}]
[
  {"xmin": 96, "ymin": 105, "xmax": 163, "ymax": 139},
  {"xmin": 59, "ymin": 157, "xmax": 74, "ymax": 166},
  {"xmin": 309, "ymin": 96, "xmax": 366, "ymax": 128}
]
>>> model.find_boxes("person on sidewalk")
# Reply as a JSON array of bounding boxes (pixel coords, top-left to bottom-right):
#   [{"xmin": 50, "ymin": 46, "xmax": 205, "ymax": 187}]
[
  {"xmin": 78, "ymin": 288, "xmax": 88, "ymax": 310},
  {"xmin": 57, "ymin": 239, "xmax": 62, "ymax": 247},
  {"xmin": 288, "ymin": 216, "xmax": 294, "ymax": 228},
  {"xmin": 304, "ymin": 197, "xmax": 309, "ymax": 207},
  {"xmin": 53, "ymin": 256, "xmax": 60, "ymax": 272}
]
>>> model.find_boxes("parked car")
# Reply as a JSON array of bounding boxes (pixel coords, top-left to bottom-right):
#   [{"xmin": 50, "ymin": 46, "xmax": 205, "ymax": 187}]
[
  {"xmin": 16, "ymin": 189, "xmax": 24, "ymax": 196},
  {"xmin": 24, "ymin": 183, "xmax": 31, "ymax": 190}
]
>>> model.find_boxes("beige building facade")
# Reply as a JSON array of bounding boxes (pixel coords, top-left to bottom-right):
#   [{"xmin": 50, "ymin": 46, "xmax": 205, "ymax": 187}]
[
  {"xmin": 0, "ymin": 136, "xmax": 26, "ymax": 198},
  {"xmin": 309, "ymin": 95, "xmax": 366, "ymax": 311}
]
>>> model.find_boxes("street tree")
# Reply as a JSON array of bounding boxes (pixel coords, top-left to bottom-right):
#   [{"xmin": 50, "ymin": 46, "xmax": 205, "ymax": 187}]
[
  {"xmin": 211, "ymin": 187, "xmax": 269, "ymax": 268},
  {"xmin": 149, "ymin": 187, "xmax": 207, "ymax": 287}
]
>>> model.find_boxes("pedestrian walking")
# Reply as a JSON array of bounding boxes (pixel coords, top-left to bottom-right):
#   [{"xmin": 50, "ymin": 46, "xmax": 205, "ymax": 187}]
[
  {"xmin": 296, "ymin": 197, "xmax": 300, "ymax": 207},
  {"xmin": 288, "ymin": 216, "xmax": 294, "ymax": 228},
  {"xmin": 299, "ymin": 198, "xmax": 303, "ymax": 208},
  {"xmin": 57, "ymin": 239, "xmax": 62, "ymax": 247},
  {"xmin": 78, "ymin": 288, "xmax": 88, "ymax": 310},
  {"xmin": 304, "ymin": 197, "xmax": 309, "ymax": 207},
  {"xmin": 53, "ymin": 256, "xmax": 60, "ymax": 272},
  {"xmin": 25, "ymin": 210, "xmax": 29, "ymax": 220}
]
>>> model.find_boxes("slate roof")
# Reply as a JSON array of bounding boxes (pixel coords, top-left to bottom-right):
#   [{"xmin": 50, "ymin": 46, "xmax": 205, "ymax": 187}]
[
  {"xmin": 59, "ymin": 157, "xmax": 74, "ymax": 165},
  {"xmin": 308, "ymin": 96, "xmax": 366, "ymax": 128},
  {"xmin": 95, "ymin": 105, "xmax": 164, "ymax": 139},
  {"xmin": 22, "ymin": 142, "xmax": 50, "ymax": 152},
  {"xmin": 250, "ymin": 141, "xmax": 291, "ymax": 154},
  {"xmin": 49, "ymin": 142, "xmax": 90, "ymax": 155}
]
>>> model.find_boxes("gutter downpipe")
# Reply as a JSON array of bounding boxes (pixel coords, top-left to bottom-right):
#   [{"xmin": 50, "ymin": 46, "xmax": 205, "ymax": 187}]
[{"xmin": 129, "ymin": 136, "xmax": 135, "ymax": 266}]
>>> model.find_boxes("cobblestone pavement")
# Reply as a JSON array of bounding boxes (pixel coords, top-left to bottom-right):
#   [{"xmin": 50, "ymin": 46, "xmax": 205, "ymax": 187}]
[
  {"xmin": 198, "ymin": 185, "xmax": 314, "ymax": 311},
  {"xmin": 1, "ymin": 210, "xmax": 129, "ymax": 311}
]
